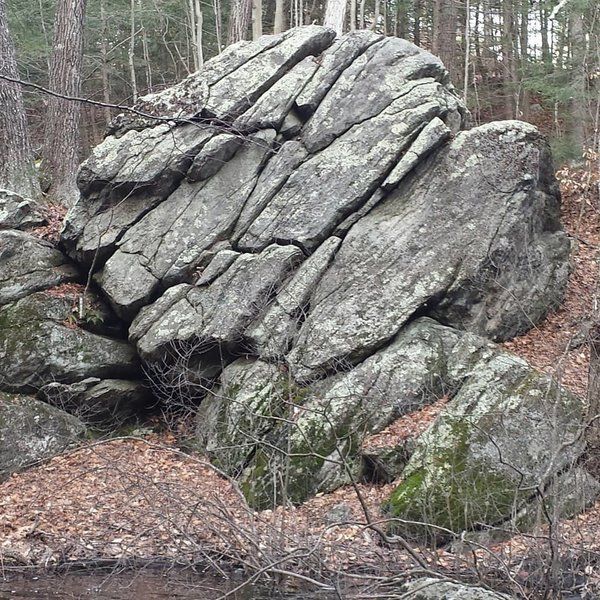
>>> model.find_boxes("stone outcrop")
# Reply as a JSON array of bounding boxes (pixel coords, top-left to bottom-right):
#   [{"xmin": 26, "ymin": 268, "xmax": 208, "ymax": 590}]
[
  {"xmin": 1, "ymin": 26, "xmax": 586, "ymax": 540},
  {"xmin": 0, "ymin": 290, "xmax": 139, "ymax": 393},
  {"xmin": 0, "ymin": 230, "xmax": 78, "ymax": 305},
  {"xmin": 400, "ymin": 578, "xmax": 513, "ymax": 599},
  {"xmin": 0, "ymin": 392, "xmax": 85, "ymax": 481}
]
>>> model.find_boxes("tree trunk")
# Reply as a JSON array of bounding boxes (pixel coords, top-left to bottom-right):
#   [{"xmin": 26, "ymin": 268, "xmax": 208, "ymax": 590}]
[
  {"xmin": 413, "ymin": 0, "xmax": 421, "ymax": 45},
  {"xmin": 0, "ymin": 0, "xmax": 41, "ymax": 199},
  {"xmin": 227, "ymin": 0, "xmax": 252, "ymax": 44},
  {"xmin": 213, "ymin": 0, "xmax": 223, "ymax": 51},
  {"xmin": 324, "ymin": 0, "xmax": 347, "ymax": 34},
  {"xmin": 349, "ymin": 0, "xmax": 357, "ymax": 30},
  {"xmin": 432, "ymin": 0, "xmax": 459, "ymax": 82},
  {"xmin": 588, "ymin": 323, "xmax": 600, "ymax": 450},
  {"xmin": 569, "ymin": 9, "xmax": 588, "ymax": 154},
  {"xmin": 129, "ymin": 0, "xmax": 138, "ymax": 100},
  {"xmin": 252, "ymin": 0, "xmax": 263, "ymax": 39},
  {"xmin": 501, "ymin": 0, "xmax": 518, "ymax": 119},
  {"xmin": 42, "ymin": 0, "xmax": 87, "ymax": 207},
  {"xmin": 274, "ymin": 0, "xmax": 286, "ymax": 33},
  {"xmin": 99, "ymin": 0, "xmax": 112, "ymax": 126}
]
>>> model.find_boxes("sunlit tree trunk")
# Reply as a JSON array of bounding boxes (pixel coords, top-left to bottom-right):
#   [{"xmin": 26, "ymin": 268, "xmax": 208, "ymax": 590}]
[
  {"xmin": 274, "ymin": 0, "xmax": 286, "ymax": 33},
  {"xmin": 252, "ymin": 0, "xmax": 263, "ymax": 39},
  {"xmin": 42, "ymin": 0, "xmax": 87, "ymax": 207},
  {"xmin": 0, "ymin": 0, "xmax": 41, "ymax": 199},
  {"xmin": 324, "ymin": 0, "xmax": 347, "ymax": 34}
]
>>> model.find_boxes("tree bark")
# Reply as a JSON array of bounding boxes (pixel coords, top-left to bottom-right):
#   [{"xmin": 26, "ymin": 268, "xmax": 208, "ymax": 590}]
[
  {"xmin": 213, "ymin": 0, "xmax": 223, "ymax": 51},
  {"xmin": 42, "ymin": 0, "xmax": 87, "ymax": 207},
  {"xmin": 588, "ymin": 323, "xmax": 600, "ymax": 449},
  {"xmin": 324, "ymin": 0, "xmax": 347, "ymax": 34},
  {"xmin": 413, "ymin": 0, "xmax": 421, "ymax": 45},
  {"xmin": 569, "ymin": 8, "xmax": 589, "ymax": 154},
  {"xmin": 0, "ymin": 0, "xmax": 41, "ymax": 198},
  {"xmin": 129, "ymin": 0, "xmax": 138, "ymax": 100},
  {"xmin": 99, "ymin": 0, "xmax": 112, "ymax": 126},
  {"xmin": 274, "ymin": 0, "xmax": 286, "ymax": 33},
  {"xmin": 227, "ymin": 0, "xmax": 252, "ymax": 44},
  {"xmin": 432, "ymin": 0, "xmax": 459, "ymax": 82},
  {"xmin": 501, "ymin": 0, "xmax": 518, "ymax": 119},
  {"xmin": 252, "ymin": 0, "xmax": 263, "ymax": 39}
]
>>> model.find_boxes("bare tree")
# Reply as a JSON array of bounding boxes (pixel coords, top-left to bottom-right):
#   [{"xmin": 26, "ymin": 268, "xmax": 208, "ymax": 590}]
[
  {"xmin": 274, "ymin": 0, "xmax": 286, "ymax": 33},
  {"xmin": 0, "ymin": 0, "xmax": 41, "ymax": 199},
  {"xmin": 227, "ymin": 0, "xmax": 252, "ymax": 44},
  {"xmin": 252, "ymin": 0, "xmax": 263, "ymax": 39},
  {"xmin": 42, "ymin": 0, "xmax": 87, "ymax": 207},
  {"xmin": 324, "ymin": 0, "xmax": 347, "ymax": 34}
]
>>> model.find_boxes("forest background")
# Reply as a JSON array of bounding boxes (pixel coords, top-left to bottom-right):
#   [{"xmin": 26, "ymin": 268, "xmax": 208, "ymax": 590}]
[{"xmin": 1, "ymin": 0, "xmax": 598, "ymax": 210}]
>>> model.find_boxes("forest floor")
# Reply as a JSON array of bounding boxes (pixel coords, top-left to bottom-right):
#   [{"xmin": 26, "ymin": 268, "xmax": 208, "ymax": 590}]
[{"xmin": 1, "ymin": 169, "xmax": 599, "ymax": 598}]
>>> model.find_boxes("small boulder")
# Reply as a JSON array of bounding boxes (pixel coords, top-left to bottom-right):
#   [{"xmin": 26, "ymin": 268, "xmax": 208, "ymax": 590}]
[{"xmin": 0, "ymin": 392, "xmax": 85, "ymax": 480}]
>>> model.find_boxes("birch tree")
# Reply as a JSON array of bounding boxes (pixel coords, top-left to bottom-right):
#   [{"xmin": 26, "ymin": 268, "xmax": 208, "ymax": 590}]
[{"xmin": 324, "ymin": 0, "xmax": 347, "ymax": 34}]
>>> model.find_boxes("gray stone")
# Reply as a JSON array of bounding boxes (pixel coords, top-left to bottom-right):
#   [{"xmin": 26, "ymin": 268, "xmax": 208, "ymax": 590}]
[
  {"xmin": 234, "ymin": 56, "xmax": 319, "ymax": 131},
  {"xmin": 195, "ymin": 358, "xmax": 288, "ymax": 474},
  {"xmin": 38, "ymin": 378, "xmax": 150, "ymax": 426},
  {"xmin": 400, "ymin": 578, "xmax": 513, "ymax": 600},
  {"xmin": 105, "ymin": 35, "xmax": 288, "ymax": 134},
  {"xmin": 196, "ymin": 249, "xmax": 240, "ymax": 285},
  {"xmin": 386, "ymin": 352, "xmax": 586, "ymax": 542},
  {"xmin": 295, "ymin": 30, "xmax": 383, "ymax": 117},
  {"xmin": 301, "ymin": 37, "xmax": 459, "ymax": 153},
  {"xmin": 0, "ymin": 392, "xmax": 85, "ymax": 480},
  {"xmin": 0, "ymin": 189, "xmax": 45, "ymax": 230},
  {"xmin": 130, "ymin": 244, "xmax": 304, "ymax": 361},
  {"xmin": 240, "ymin": 318, "xmax": 463, "ymax": 507},
  {"xmin": 186, "ymin": 133, "xmax": 243, "ymax": 182},
  {"xmin": 0, "ymin": 291, "xmax": 139, "ymax": 392},
  {"xmin": 63, "ymin": 123, "xmax": 214, "ymax": 266},
  {"xmin": 232, "ymin": 140, "xmax": 308, "ymax": 243},
  {"xmin": 0, "ymin": 230, "xmax": 79, "ymax": 305},
  {"xmin": 381, "ymin": 116, "xmax": 451, "ymax": 190},
  {"xmin": 97, "ymin": 130, "xmax": 276, "ymax": 319},
  {"xmin": 324, "ymin": 502, "xmax": 352, "ymax": 525},
  {"xmin": 205, "ymin": 26, "xmax": 336, "ymax": 119},
  {"xmin": 247, "ymin": 236, "xmax": 341, "ymax": 359},
  {"xmin": 239, "ymin": 81, "xmax": 456, "ymax": 252},
  {"xmin": 288, "ymin": 121, "xmax": 570, "ymax": 380}
]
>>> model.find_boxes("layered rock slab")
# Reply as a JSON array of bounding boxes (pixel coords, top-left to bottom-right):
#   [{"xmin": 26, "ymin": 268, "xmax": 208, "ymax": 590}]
[
  {"xmin": 0, "ymin": 392, "xmax": 85, "ymax": 481},
  {"xmin": 0, "ymin": 291, "xmax": 139, "ymax": 392},
  {"xmin": 385, "ymin": 350, "xmax": 589, "ymax": 542},
  {"xmin": 58, "ymin": 27, "xmax": 575, "ymax": 520},
  {"xmin": 288, "ymin": 121, "xmax": 569, "ymax": 380},
  {"xmin": 0, "ymin": 230, "xmax": 78, "ymax": 305}
]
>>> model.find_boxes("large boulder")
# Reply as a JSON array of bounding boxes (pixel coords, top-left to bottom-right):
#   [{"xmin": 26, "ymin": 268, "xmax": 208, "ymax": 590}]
[
  {"xmin": 0, "ymin": 189, "xmax": 45, "ymax": 231},
  {"xmin": 399, "ymin": 578, "xmax": 513, "ymax": 600},
  {"xmin": 0, "ymin": 230, "xmax": 78, "ymax": 306},
  {"xmin": 385, "ymin": 350, "xmax": 591, "ymax": 542},
  {"xmin": 0, "ymin": 290, "xmax": 139, "ymax": 392},
  {"xmin": 59, "ymin": 27, "xmax": 573, "ymax": 512},
  {"xmin": 0, "ymin": 392, "xmax": 85, "ymax": 480}
]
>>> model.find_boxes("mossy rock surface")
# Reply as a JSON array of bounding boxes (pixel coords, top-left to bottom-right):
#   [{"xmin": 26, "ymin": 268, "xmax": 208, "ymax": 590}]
[
  {"xmin": 0, "ymin": 392, "xmax": 85, "ymax": 480},
  {"xmin": 0, "ymin": 291, "xmax": 139, "ymax": 392},
  {"xmin": 385, "ymin": 353, "xmax": 587, "ymax": 542}
]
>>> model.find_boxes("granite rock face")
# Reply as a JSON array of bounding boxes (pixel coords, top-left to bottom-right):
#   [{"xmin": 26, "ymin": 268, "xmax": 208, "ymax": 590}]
[
  {"xmin": 55, "ymin": 26, "xmax": 579, "ymax": 524},
  {"xmin": 0, "ymin": 392, "xmax": 85, "ymax": 481}
]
